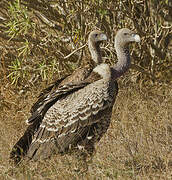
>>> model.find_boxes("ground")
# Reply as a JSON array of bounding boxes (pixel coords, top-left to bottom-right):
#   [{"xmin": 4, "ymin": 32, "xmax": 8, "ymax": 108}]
[{"xmin": 0, "ymin": 76, "xmax": 171, "ymax": 179}]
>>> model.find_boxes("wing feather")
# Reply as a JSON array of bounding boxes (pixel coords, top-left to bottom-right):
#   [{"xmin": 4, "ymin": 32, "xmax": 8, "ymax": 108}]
[
  {"xmin": 27, "ymin": 66, "xmax": 94, "ymax": 124},
  {"xmin": 26, "ymin": 79, "xmax": 118, "ymax": 159},
  {"xmin": 31, "ymin": 78, "xmax": 112, "ymax": 145},
  {"xmin": 30, "ymin": 75, "xmax": 68, "ymax": 114}
]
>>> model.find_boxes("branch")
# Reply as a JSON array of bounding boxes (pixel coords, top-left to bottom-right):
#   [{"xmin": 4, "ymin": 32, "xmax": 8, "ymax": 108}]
[
  {"xmin": 33, "ymin": 11, "xmax": 62, "ymax": 31},
  {"xmin": 64, "ymin": 43, "xmax": 87, "ymax": 59}
]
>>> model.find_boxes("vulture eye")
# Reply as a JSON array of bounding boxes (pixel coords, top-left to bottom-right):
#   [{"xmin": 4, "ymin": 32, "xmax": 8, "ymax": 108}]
[
  {"xmin": 95, "ymin": 34, "xmax": 98, "ymax": 37},
  {"xmin": 124, "ymin": 33, "xmax": 128, "ymax": 36}
]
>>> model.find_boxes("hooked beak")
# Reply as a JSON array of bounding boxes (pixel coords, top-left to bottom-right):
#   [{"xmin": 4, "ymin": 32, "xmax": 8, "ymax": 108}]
[
  {"xmin": 99, "ymin": 33, "xmax": 107, "ymax": 41},
  {"xmin": 132, "ymin": 34, "xmax": 140, "ymax": 42}
]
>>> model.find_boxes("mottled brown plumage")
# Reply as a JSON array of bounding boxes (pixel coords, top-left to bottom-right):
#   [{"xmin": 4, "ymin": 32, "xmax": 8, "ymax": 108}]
[
  {"xmin": 10, "ymin": 28, "xmax": 140, "ymax": 164},
  {"xmin": 30, "ymin": 30, "xmax": 107, "ymax": 119},
  {"xmin": 10, "ymin": 30, "xmax": 107, "ymax": 164},
  {"xmin": 24, "ymin": 63, "xmax": 117, "ymax": 161}
]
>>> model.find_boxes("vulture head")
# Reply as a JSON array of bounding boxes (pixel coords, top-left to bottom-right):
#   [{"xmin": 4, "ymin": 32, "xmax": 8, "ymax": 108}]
[
  {"xmin": 88, "ymin": 30, "xmax": 107, "ymax": 46},
  {"xmin": 115, "ymin": 28, "xmax": 140, "ymax": 49}
]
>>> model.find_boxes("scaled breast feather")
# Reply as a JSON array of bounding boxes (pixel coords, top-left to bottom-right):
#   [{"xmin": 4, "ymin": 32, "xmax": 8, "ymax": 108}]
[{"xmin": 32, "ymin": 79, "xmax": 112, "ymax": 143}]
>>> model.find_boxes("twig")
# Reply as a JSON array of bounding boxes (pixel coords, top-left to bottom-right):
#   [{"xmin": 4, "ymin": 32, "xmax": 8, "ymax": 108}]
[
  {"xmin": 161, "ymin": 24, "xmax": 172, "ymax": 29},
  {"xmin": 34, "ymin": 11, "xmax": 55, "ymax": 28},
  {"xmin": 64, "ymin": 43, "xmax": 87, "ymax": 59}
]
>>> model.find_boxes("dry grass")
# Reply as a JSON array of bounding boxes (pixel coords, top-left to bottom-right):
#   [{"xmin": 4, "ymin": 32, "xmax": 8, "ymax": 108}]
[
  {"xmin": 0, "ymin": 77, "xmax": 172, "ymax": 180},
  {"xmin": 0, "ymin": 1, "xmax": 171, "ymax": 179}
]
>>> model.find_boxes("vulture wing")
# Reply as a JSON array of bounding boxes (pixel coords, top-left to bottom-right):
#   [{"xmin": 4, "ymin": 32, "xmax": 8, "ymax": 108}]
[
  {"xmin": 25, "ymin": 71, "xmax": 113, "ymax": 160},
  {"xmin": 10, "ymin": 70, "xmax": 102, "ymax": 163},
  {"xmin": 28, "ymin": 65, "xmax": 94, "ymax": 124}
]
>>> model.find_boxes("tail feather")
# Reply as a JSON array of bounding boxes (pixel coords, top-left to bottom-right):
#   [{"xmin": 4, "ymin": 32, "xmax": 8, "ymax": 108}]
[
  {"xmin": 23, "ymin": 125, "xmax": 91, "ymax": 161},
  {"xmin": 10, "ymin": 120, "xmax": 40, "ymax": 164},
  {"xmin": 10, "ymin": 118, "xmax": 104, "ymax": 163},
  {"xmin": 25, "ymin": 139, "xmax": 57, "ymax": 161}
]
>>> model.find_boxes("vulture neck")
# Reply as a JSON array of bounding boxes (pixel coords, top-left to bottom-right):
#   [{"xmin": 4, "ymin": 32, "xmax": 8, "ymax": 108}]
[
  {"xmin": 111, "ymin": 44, "xmax": 131, "ymax": 80},
  {"xmin": 88, "ymin": 40, "xmax": 102, "ymax": 65}
]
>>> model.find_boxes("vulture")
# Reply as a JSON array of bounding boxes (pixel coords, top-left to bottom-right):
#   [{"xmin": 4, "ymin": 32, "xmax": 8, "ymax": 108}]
[
  {"xmin": 10, "ymin": 28, "xmax": 140, "ymax": 164},
  {"xmin": 10, "ymin": 30, "xmax": 107, "ymax": 164}
]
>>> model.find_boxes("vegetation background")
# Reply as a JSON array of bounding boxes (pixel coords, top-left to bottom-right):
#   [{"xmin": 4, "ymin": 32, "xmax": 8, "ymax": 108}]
[{"xmin": 0, "ymin": 0, "xmax": 171, "ymax": 179}]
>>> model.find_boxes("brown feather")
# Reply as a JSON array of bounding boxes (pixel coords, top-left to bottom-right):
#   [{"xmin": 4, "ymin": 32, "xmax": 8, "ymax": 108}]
[{"xmin": 10, "ymin": 30, "xmax": 108, "ymax": 164}]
